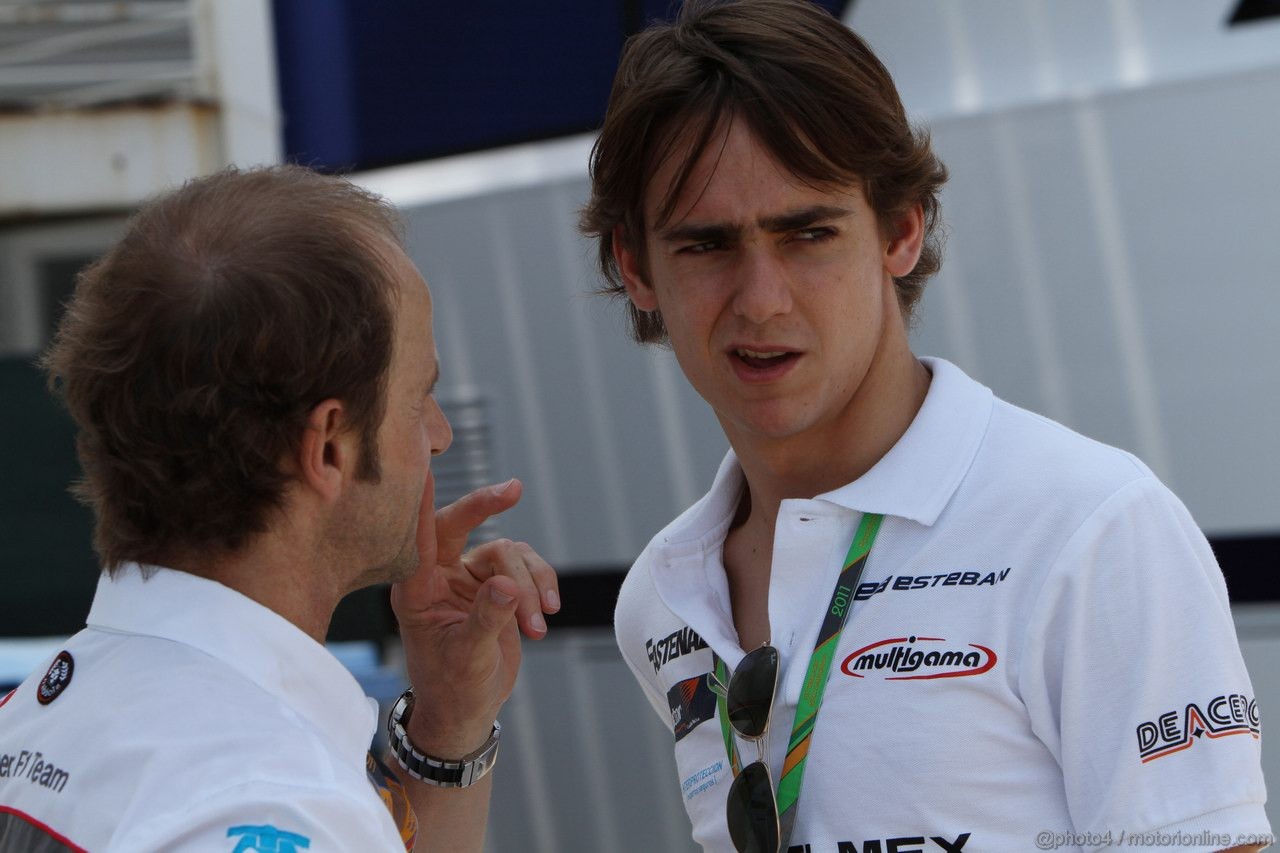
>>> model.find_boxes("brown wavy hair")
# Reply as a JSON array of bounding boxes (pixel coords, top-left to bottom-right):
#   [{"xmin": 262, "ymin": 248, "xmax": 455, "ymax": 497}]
[
  {"xmin": 43, "ymin": 166, "xmax": 403, "ymax": 573},
  {"xmin": 580, "ymin": 0, "xmax": 949, "ymax": 342}
]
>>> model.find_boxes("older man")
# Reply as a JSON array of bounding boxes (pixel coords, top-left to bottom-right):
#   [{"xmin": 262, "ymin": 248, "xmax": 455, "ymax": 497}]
[{"xmin": 0, "ymin": 166, "xmax": 558, "ymax": 852}]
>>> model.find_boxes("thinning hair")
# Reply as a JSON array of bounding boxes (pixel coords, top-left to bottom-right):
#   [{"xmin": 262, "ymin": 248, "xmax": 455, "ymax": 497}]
[
  {"xmin": 44, "ymin": 165, "xmax": 404, "ymax": 573},
  {"xmin": 580, "ymin": 0, "xmax": 948, "ymax": 342}
]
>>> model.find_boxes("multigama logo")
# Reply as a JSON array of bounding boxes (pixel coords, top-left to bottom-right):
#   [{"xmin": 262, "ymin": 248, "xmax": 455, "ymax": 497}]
[{"xmin": 840, "ymin": 636, "xmax": 997, "ymax": 681}]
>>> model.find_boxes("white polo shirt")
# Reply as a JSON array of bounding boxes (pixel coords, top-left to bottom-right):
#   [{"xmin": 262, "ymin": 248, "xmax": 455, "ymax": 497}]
[
  {"xmin": 615, "ymin": 358, "xmax": 1270, "ymax": 853},
  {"xmin": 0, "ymin": 565, "xmax": 407, "ymax": 852}
]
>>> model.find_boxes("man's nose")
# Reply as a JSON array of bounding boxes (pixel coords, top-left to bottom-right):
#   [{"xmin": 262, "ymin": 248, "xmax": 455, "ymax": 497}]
[
  {"xmin": 428, "ymin": 398, "xmax": 453, "ymax": 456},
  {"xmin": 731, "ymin": 246, "xmax": 793, "ymax": 324}
]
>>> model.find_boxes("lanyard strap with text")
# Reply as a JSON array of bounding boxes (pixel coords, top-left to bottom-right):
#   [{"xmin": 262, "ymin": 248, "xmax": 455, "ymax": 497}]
[{"xmin": 715, "ymin": 511, "xmax": 884, "ymax": 845}]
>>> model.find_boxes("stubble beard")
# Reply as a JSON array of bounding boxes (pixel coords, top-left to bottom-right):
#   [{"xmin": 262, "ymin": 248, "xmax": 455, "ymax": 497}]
[
  {"xmin": 336, "ymin": 481, "xmax": 423, "ymax": 590},
  {"xmin": 378, "ymin": 521, "xmax": 421, "ymax": 585}
]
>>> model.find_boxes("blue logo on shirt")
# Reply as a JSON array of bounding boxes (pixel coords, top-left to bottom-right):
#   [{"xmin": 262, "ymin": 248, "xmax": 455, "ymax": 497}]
[{"xmin": 227, "ymin": 825, "xmax": 312, "ymax": 852}]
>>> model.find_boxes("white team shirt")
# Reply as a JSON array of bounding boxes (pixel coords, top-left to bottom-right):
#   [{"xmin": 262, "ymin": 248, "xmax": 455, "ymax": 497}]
[
  {"xmin": 0, "ymin": 565, "xmax": 407, "ymax": 852},
  {"xmin": 615, "ymin": 358, "xmax": 1270, "ymax": 853}
]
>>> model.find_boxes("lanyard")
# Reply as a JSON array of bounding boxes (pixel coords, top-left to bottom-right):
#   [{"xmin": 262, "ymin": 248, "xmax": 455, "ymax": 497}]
[{"xmin": 715, "ymin": 511, "xmax": 884, "ymax": 847}]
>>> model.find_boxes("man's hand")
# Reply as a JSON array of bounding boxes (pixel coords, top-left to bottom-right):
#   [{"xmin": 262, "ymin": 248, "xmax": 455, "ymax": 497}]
[{"xmin": 391, "ymin": 476, "xmax": 560, "ymax": 758}]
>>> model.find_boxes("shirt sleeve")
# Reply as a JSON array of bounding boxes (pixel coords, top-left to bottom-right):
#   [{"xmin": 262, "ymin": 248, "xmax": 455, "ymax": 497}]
[
  {"xmin": 110, "ymin": 782, "xmax": 409, "ymax": 853},
  {"xmin": 1018, "ymin": 476, "xmax": 1270, "ymax": 852},
  {"xmin": 614, "ymin": 563, "xmax": 683, "ymax": 728}
]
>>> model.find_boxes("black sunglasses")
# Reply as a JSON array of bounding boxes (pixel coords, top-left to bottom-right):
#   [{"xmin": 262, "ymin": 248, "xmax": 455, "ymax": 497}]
[{"xmin": 723, "ymin": 643, "xmax": 781, "ymax": 853}]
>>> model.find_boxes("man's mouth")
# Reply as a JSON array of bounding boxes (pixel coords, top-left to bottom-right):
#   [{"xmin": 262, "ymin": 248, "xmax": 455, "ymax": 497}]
[{"xmin": 733, "ymin": 347, "xmax": 799, "ymax": 370}]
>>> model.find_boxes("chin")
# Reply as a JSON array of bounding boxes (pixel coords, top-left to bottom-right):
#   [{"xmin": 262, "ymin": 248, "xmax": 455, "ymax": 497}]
[
  {"xmin": 386, "ymin": 539, "xmax": 422, "ymax": 584},
  {"xmin": 727, "ymin": 403, "xmax": 816, "ymax": 440},
  {"xmin": 364, "ymin": 534, "xmax": 420, "ymax": 587},
  {"xmin": 384, "ymin": 560, "xmax": 418, "ymax": 585}
]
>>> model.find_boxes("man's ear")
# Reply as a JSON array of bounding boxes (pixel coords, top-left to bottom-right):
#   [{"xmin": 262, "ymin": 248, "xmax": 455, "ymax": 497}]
[
  {"xmin": 613, "ymin": 224, "xmax": 659, "ymax": 312},
  {"xmin": 883, "ymin": 203, "xmax": 925, "ymax": 279},
  {"xmin": 297, "ymin": 399, "xmax": 356, "ymax": 503}
]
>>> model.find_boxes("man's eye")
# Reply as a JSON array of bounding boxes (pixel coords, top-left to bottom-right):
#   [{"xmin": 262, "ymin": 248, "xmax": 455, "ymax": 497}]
[
  {"xmin": 677, "ymin": 241, "xmax": 723, "ymax": 254},
  {"xmin": 795, "ymin": 227, "xmax": 835, "ymax": 242}
]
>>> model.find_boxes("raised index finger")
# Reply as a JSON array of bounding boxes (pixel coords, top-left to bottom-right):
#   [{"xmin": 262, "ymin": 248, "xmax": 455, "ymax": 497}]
[{"xmin": 432, "ymin": 478, "xmax": 523, "ymax": 563}]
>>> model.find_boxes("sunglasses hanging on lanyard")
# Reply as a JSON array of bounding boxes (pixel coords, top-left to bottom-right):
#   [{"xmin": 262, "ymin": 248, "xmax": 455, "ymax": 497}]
[{"xmin": 714, "ymin": 511, "xmax": 884, "ymax": 853}]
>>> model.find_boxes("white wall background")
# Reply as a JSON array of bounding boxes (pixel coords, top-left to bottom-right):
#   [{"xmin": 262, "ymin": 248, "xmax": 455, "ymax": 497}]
[{"xmin": 356, "ymin": 3, "xmax": 1280, "ymax": 849}]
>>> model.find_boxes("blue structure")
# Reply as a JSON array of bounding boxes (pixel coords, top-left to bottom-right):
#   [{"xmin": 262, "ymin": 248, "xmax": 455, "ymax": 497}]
[{"xmin": 272, "ymin": 0, "xmax": 849, "ymax": 170}]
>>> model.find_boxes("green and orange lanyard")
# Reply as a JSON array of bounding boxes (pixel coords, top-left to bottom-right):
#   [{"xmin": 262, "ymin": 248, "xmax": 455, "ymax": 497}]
[{"xmin": 714, "ymin": 511, "xmax": 884, "ymax": 849}]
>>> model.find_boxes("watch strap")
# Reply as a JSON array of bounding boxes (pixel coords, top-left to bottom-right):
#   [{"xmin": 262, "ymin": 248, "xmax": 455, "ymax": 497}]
[{"xmin": 386, "ymin": 688, "xmax": 501, "ymax": 788}]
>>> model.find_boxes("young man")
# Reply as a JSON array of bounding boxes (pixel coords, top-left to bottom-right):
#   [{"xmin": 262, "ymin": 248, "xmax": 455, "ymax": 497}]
[
  {"xmin": 582, "ymin": 2, "xmax": 1269, "ymax": 851},
  {"xmin": 0, "ymin": 166, "xmax": 559, "ymax": 852}
]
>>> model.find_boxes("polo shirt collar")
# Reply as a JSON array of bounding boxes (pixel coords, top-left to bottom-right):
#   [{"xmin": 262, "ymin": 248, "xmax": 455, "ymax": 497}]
[
  {"xmin": 816, "ymin": 356, "xmax": 992, "ymax": 525},
  {"xmin": 656, "ymin": 356, "xmax": 993, "ymax": 548},
  {"xmin": 86, "ymin": 564, "xmax": 376, "ymax": 766}
]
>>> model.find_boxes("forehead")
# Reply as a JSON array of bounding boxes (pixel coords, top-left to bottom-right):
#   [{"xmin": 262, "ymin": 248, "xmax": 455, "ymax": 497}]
[
  {"xmin": 382, "ymin": 241, "xmax": 434, "ymax": 358},
  {"xmin": 644, "ymin": 118, "xmax": 862, "ymax": 229},
  {"xmin": 380, "ymin": 238, "xmax": 428, "ymax": 306}
]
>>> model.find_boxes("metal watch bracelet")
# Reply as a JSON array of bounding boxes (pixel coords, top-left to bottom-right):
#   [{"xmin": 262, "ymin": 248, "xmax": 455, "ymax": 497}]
[{"xmin": 386, "ymin": 687, "xmax": 501, "ymax": 788}]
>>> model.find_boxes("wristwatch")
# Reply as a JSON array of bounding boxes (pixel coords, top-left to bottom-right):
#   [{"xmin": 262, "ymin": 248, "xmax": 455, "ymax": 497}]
[{"xmin": 386, "ymin": 687, "xmax": 501, "ymax": 788}]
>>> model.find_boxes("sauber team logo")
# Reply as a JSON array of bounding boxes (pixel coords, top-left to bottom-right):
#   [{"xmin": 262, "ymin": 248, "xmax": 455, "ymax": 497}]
[
  {"xmin": 1137, "ymin": 693, "xmax": 1260, "ymax": 763},
  {"xmin": 840, "ymin": 636, "xmax": 997, "ymax": 681},
  {"xmin": 36, "ymin": 651, "xmax": 74, "ymax": 705}
]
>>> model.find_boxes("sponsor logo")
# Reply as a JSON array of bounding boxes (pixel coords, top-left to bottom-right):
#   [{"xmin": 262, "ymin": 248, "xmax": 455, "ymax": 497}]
[
  {"xmin": 787, "ymin": 832, "xmax": 971, "ymax": 852},
  {"xmin": 667, "ymin": 672, "xmax": 718, "ymax": 742},
  {"xmin": 855, "ymin": 568, "xmax": 1011, "ymax": 601},
  {"xmin": 1136, "ymin": 693, "xmax": 1259, "ymax": 762},
  {"xmin": 0, "ymin": 749, "xmax": 70, "ymax": 794},
  {"xmin": 646, "ymin": 626, "xmax": 708, "ymax": 674},
  {"xmin": 227, "ymin": 825, "xmax": 311, "ymax": 852},
  {"xmin": 680, "ymin": 759, "xmax": 726, "ymax": 801},
  {"xmin": 840, "ymin": 636, "xmax": 996, "ymax": 681},
  {"xmin": 36, "ymin": 652, "xmax": 73, "ymax": 706}
]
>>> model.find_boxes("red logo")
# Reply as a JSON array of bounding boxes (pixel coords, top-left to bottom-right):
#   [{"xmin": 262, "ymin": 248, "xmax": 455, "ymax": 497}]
[{"xmin": 840, "ymin": 636, "xmax": 997, "ymax": 681}]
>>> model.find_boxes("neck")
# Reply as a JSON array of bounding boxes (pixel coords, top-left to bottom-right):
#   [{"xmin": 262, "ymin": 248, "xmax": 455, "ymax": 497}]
[
  {"xmin": 728, "ymin": 344, "xmax": 930, "ymax": 540},
  {"xmin": 166, "ymin": 523, "xmax": 344, "ymax": 645}
]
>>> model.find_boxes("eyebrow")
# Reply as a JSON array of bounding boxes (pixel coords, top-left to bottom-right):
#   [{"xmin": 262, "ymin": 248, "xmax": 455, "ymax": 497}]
[
  {"xmin": 657, "ymin": 221, "xmax": 742, "ymax": 245},
  {"xmin": 758, "ymin": 204, "xmax": 854, "ymax": 233},
  {"xmin": 656, "ymin": 204, "xmax": 854, "ymax": 243}
]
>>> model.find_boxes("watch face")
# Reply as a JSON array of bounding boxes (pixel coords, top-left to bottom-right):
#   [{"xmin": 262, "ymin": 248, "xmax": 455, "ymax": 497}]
[{"xmin": 388, "ymin": 689, "xmax": 414, "ymax": 738}]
